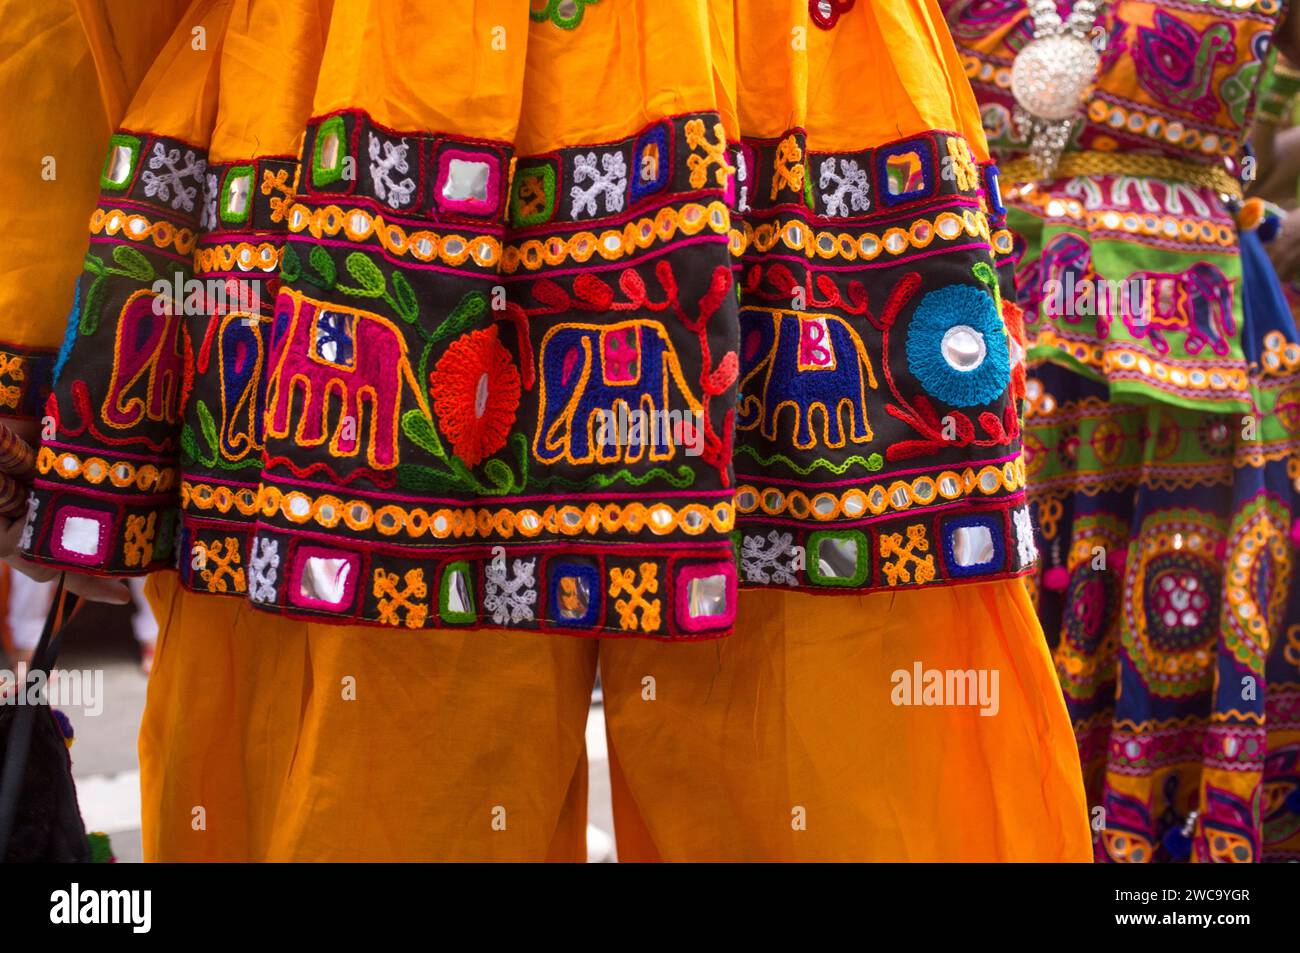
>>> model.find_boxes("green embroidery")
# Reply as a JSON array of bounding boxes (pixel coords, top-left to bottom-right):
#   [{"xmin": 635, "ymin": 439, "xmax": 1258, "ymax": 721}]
[
  {"xmin": 805, "ymin": 530, "xmax": 871, "ymax": 587},
  {"xmin": 438, "ymin": 561, "xmax": 477, "ymax": 624},
  {"xmin": 80, "ymin": 246, "xmax": 158, "ymax": 335},
  {"xmin": 300, "ymin": 248, "xmax": 421, "ymax": 326},
  {"xmin": 100, "ymin": 134, "xmax": 141, "ymax": 190},
  {"xmin": 179, "ymin": 398, "xmax": 263, "ymax": 471},
  {"xmin": 1222, "ymin": 61, "xmax": 1262, "ymax": 127},
  {"xmin": 311, "ymin": 115, "xmax": 348, "ymax": 187},
  {"xmin": 528, "ymin": 464, "xmax": 696, "ymax": 490},
  {"xmin": 280, "ymin": 244, "xmax": 302, "ymax": 282},
  {"xmin": 735, "ymin": 444, "xmax": 883, "ymax": 475},
  {"xmin": 509, "ymin": 162, "xmax": 557, "ymax": 227},
  {"xmin": 308, "ymin": 246, "xmax": 336, "ymax": 287},
  {"xmin": 530, "ymin": 0, "xmax": 600, "ymax": 29},
  {"xmin": 971, "ymin": 259, "xmax": 1002, "ymax": 311},
  {"xmin": 397, "ymin": 427, "xmax": 529, "ymax": 496},
  {"xmin": 218, "ymin": 165, "xmax": 255, "ymax": 226}
]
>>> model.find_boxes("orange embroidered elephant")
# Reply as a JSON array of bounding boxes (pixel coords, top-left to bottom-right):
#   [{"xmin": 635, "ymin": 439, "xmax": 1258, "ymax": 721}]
[{"xmin": 265, "ymin": 290, "xmax": 430, "ymax": 469}]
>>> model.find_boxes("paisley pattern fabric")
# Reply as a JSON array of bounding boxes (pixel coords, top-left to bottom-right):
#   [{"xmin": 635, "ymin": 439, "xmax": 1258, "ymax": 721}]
[
  {"xmin": 17, "ymin": 0, "xmax": 1033, "ymax": 640},
  {"xmin": 945, "ymin": 0, "xmax": 1300, "ymax": 861}
]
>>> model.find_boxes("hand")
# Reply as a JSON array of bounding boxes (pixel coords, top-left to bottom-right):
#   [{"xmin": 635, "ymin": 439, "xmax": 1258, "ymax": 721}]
[{"xmin": 0, "ymin": 517, "xmax": 131, "ymax": 604}]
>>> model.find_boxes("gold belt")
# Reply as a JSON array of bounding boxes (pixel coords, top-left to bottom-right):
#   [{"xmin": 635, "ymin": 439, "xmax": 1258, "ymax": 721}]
[{"xmin": 1000, "ymin": 152, "xmax": 1243, "ymax": 201}]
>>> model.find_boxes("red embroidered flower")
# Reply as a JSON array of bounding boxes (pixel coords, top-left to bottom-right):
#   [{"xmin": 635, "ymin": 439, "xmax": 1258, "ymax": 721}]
[{"xmin": 429, "ymin": 326, "xmax": 521, "ymax": 467}]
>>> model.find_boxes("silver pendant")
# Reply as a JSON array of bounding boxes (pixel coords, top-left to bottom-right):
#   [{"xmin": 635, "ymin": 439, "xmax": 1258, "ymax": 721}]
[{"xmin": 1010, "ymin": 8, "xmax": 1102, "ymax": 179}]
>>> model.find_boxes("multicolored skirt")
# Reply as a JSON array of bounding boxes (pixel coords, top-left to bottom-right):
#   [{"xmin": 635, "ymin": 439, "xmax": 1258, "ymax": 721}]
[
  {"xmin": 18, "ymin": 0, "xmax": 1037, "ymax": 641},
  {"xmin": 1025, "ymin": 225, "xmax": 1300, "ymax": 862}
]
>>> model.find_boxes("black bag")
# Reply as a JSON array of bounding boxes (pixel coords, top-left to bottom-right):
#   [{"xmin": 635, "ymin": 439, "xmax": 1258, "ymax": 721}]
[{"xmin": 0, "ymin": 575, "xmax": 91, "ymax": 863}]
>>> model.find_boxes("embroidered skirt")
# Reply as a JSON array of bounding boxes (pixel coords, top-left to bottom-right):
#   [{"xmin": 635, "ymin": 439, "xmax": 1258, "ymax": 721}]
[
  {"xmin": 21, "ymin": 0, "xmax": 1034, "ymax": 640},
  {"xmin": 944, "ymin": 0, "xmax": 1300, "ymax": 862},
  {"xmin": 1022, "ymin": 230, "xmax": 1300, "ymax": 863}
]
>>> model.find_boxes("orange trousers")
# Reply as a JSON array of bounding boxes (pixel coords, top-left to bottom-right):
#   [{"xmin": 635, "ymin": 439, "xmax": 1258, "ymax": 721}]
[{"xmin": 140, "ymin": 572, "xmax": 1091, "ymax": 861}]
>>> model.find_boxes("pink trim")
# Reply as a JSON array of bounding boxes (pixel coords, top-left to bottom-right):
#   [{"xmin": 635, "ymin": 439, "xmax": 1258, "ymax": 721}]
[
  {"xmin": 296, "ymin": 190, "xmax": 508, "ymax": 236},
  {"xmin": 49, "ymin": 505, "xmax": 111, "ymax": 566},
  {"xmin": 743, "ymin": 191, "xmax": 982, "ymax": 225},
  {"xmin": 253, "ymin": 519, "xmax": 733, "ymax": 560},
  {"xmin": 500, "ymin": 233, "xmax": 729, "ymax": 282},
  {"xmin": 674, "ymin": 559, "xmax": 737, "ymax": 633},
  {"xmin": 748, "ymin": 239, "xmax": 992, "ymax": 272},
  {"xmin": 41, "ymin": 439, "xmax": 173, "ymax": 464},
  {"xmin": 287, "ymin": 544, "xmax": 360, "ymax": 612},
  {"xmin": 262, "ymin": 471, "xmax": 734, "ymax": 507},
  {"xmin": 434, "ymin": 148, "xmax": 502, "ymax": 216},
  {"xmin": 102, "ymin": 195, "xmax": 197, "ymax": 219},
  {"xmin": 31, "ymin": 479, "xmax": 173, "ymax": 504},
  {"xmin": 739, "ymin": 494, "xmax": 1025, "ymax": 530},
  {"xmin": 507, "ymin": 186, "xmax": 723, "ymax": 237},
  {"xmin": 87, "ymin": 236, "xmax": 192, "ymax": 266}
]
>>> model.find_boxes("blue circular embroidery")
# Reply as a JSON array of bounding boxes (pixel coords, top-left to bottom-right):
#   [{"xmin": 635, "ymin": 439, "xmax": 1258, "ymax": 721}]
[{"xmin": 905, "ymin": 284, "xmax": 1010, "ymax": 407}]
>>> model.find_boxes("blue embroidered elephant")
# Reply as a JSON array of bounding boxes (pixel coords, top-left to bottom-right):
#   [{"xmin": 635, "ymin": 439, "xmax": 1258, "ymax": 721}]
[
  {"xmin": 534, "ymin": 319, "xmax": 703, "ymax": 465},
  {"xmin": 737, "ymin": 308, "xmax": 877, "ymax": 450}
]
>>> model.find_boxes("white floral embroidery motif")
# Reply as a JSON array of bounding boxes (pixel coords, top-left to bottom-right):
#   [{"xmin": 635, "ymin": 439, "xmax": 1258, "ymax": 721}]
[
  {"xmin": 140, "ymin": 142, "xmax": 206, "ymax": 212},
  {"xmin": 819, "ymin": 157, "xmax": 869, "ymax": 216},
  {"xmin": 570, "ymin": 151, "xmax": 627, "ymax": 219},
  {"xmin": 18, "ymin": 494, "xmax": 38, "ymax": 552},
  {"xmin": 741, "ymin": 531, "xmax": 798, "ymax": 586},
  {"xmin": 247, "ymin": 537, "xmax": 280, "ymax": 603},
  {"xmin": 734, "ymin": 149, "xmax": 750, "ymax": 213},
  {"xmin": 201, "ymin": 172, "xmax": 219, "ymax": 230},
  {"xmin": 1013, "ymin": 507, "xmax": 1039, "ymax": 570},
  {"xmin": 367, "ymin": 133, "xmax": 416, "ymax": 208},
  {"xmin": 484, "ymin": 555, "xmax": 538, "ymax": 625}
]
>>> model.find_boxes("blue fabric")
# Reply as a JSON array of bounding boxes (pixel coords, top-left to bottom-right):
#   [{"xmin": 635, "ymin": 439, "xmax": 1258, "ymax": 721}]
[{"xmin": 1239, "ymin": 227, "xmax": 1299, "ymax": 363}]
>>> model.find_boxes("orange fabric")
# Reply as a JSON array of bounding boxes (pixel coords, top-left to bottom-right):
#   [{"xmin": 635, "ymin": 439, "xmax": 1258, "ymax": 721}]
[
  {"xmin": 0, "ymin": 0, "xmax": 186, "ymax": 394},
  {"xmin": 141, "ymin": 572, "xmax": 1089, "ymax": 861},
  {"xmin": 310, "ymin": 0, "xmax": 528, "ymax": 141},
  {"xmin": 734, "ymin": 0, "xmax": 989, "ymax": 156},
  {"xmin": 140, "ymin": 570, "xmax": 594, "ymax": 861},
  {"xmin": 603, "ymin": 578, "xmax": 1092, "ymax": 861}
]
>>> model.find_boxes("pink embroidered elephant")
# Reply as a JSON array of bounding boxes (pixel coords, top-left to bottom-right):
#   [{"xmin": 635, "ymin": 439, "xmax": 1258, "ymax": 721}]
[
  {"xmin": 105, "ymin": 289, "xmax": 184, "ymax": 428},
  {"xmin": 265, "ymin": 290, "xmax": 429, "ymax": 469},
  {"xmin": 1120, "ymin": 263, "xmax": 1235, "ymax": 357}
]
